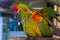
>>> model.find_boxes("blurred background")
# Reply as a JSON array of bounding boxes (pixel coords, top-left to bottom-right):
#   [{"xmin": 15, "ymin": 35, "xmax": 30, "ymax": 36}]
[{"xmin": 0, "ymin": 0, "xmax": 60, "ymax": 40}]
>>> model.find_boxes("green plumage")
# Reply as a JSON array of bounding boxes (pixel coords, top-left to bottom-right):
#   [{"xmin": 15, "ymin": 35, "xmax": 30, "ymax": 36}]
[
  {"xmin": 40, "ymin": 7, "xmax": 60, "ymax": 22},
  {"xmin": 37, "ymin": 19, "xmax": 52, "ymax": 37},
  {"xmin": 18, "ymin": 3, "xmax": 42, "ymax": 37},
  {"xmin": 18, "ymin": 3, "xmax": 52, "ymax": 37},
  {"xmin": 18, "ymin": 3, "xmax": 30, "ymax": 20},
  {"xmin": 45, "ymin": 0, "xmax": 60, "ymax": 6}
]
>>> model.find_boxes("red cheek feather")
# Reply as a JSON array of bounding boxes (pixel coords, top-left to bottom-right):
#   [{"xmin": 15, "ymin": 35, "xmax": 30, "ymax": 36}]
[{"xmin": 22, "ymin": 8, "xmax": 28, "ymax": 12}]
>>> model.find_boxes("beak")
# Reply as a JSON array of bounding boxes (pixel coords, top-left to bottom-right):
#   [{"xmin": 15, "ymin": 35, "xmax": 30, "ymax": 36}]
[{"xmin": 17, "ymin": 8, "xmax": 22, "ymax": 14}]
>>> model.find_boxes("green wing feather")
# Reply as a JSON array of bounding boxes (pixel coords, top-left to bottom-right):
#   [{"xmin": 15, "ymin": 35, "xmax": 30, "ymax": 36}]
[
  {"xmin": 37, "ymin": 19, "xmax": 52, "ymax": 37},
  {"xmin": 40, "ymin": 7, "xmax": 60, "ymax": 22}
]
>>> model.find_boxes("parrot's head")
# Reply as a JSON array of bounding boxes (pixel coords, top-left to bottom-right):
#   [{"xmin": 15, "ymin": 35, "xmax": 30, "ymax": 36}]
[
  {"xmin": 12, "ymin": 4, "xmax": 19, "ymax": 19},
  {"xmin": 12, "ymin": 3, "xmax": 31, "ymax": 20}
]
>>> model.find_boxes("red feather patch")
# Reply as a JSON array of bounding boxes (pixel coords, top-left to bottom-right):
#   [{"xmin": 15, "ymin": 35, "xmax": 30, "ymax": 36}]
[
  {"xmin": 12, "ymin": 5, "xmax": 18, "ymax": 11},
  {"xmin": 22, "ymin": 8, "xmax": 28, "ymax": 12}
]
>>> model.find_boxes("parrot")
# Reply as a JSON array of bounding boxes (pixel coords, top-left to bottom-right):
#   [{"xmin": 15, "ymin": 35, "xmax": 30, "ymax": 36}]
[
  {"xmin": 40, "ymin": 7, "xmax": 60, "ymax": 22},
  {"xmin": 12, "ymin": 3, "xmax": 42, "ymax": 38},
  {"xmin": 12, "ymin": 3, "xmax": 52, "ymax": 38}
]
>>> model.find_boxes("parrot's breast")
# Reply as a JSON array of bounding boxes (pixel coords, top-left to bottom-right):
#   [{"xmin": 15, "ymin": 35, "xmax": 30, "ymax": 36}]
[{"xmin": 22, "ymin": 17, "xmax": 42, "ymax": 37}]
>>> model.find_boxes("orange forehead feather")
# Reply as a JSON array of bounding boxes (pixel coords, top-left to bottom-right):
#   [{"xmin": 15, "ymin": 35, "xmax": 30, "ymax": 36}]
[{"xmin": 12, "ymin": 5, "xmax": 18, "ymax": 11}]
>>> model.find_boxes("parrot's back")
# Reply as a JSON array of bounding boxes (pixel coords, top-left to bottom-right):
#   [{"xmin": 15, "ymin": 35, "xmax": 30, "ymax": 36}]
[{"xmin": 32, "ymin": 11, "xmax": 52, "ymax": 37}]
